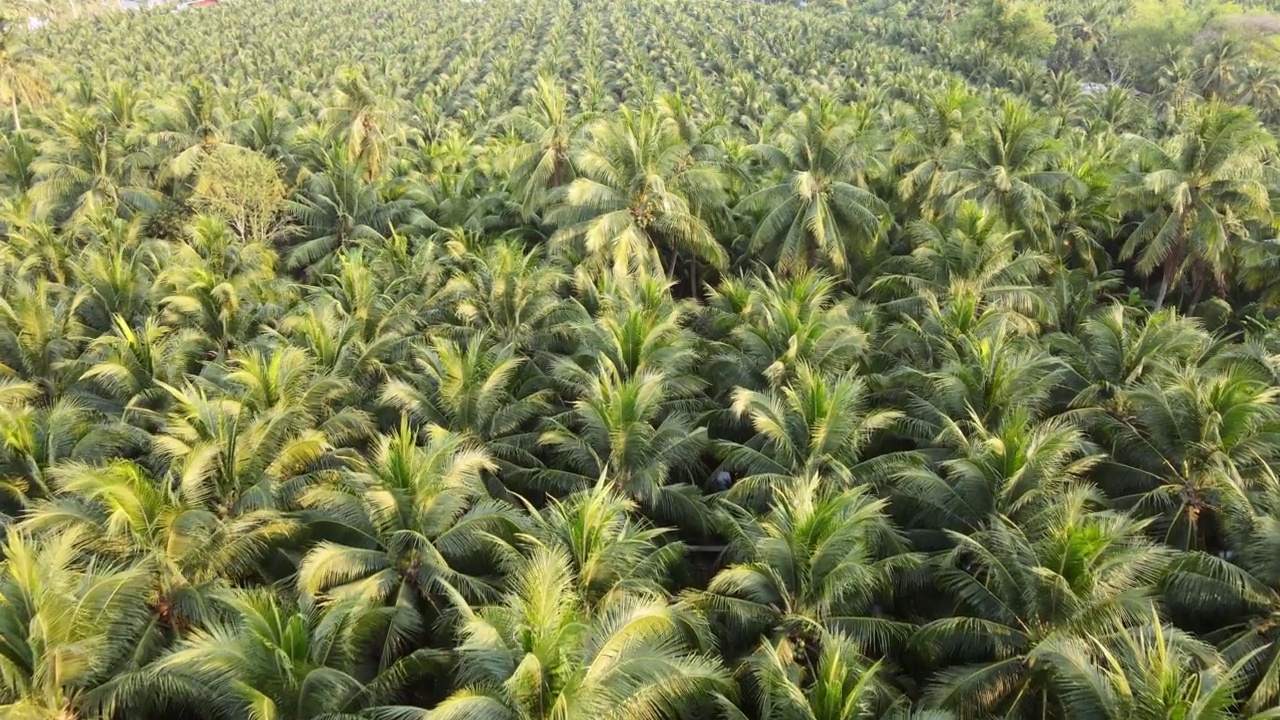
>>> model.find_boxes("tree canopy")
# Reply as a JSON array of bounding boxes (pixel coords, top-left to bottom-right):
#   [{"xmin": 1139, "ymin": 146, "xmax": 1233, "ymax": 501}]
[{"xmin": 5, "ymin": 0, "xmax": 1280, "ymax": 718}]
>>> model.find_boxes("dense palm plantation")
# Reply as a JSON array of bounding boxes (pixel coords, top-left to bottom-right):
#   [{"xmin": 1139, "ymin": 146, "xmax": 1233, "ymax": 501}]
[{"xmin": 6, "ymin": 0, "xmax": 1280, "ymax": 717}]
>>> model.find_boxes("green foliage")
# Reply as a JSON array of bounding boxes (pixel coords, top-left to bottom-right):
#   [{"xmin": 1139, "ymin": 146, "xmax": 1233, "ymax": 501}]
[{"xmin": 2, "ymin": 0, "xmax": 1280, "ymax": 719}]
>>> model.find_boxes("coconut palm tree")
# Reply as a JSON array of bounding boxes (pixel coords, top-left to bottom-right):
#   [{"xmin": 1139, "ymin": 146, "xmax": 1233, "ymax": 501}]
[
  {"xmin": 1161, "ymin": 511, "xmax": 1280, "ymax": 715},
  {"xmin": 31, "ymin": 108, "xmax": 158, "ymax": 225},
  {"xmin": 323, "ymin": 66, "xmax": 404, "ymax": 182},
  {"xmin": 871, "ymin": 202, "xmax": 1051, "ymax": 323},
  {"xmin": 286, "ymin": 154, "xmax": 423, "ymax": 275},
  {"xmin": 21, "ymin": 460, "xmax": 298, "ymax": 642},
  {"xmin": 706, "ymin": 270, "xmax": 869, "ymax": 391},
  {"xmin": 149, "ymin": 78, "xmax": 229, "ymax": 183},
  {"xmin": 539, "ymin": 363, "xmax": 708, "ymax": 528},
  {"xmin": 429, "ymin": 545, "xmax": 727, "ymax": 720},
  {"xmin": 380, "ymin": 334, "xmax": 552, "ymax": 486},
  {"xmin": 720, "ymin": 365, "xmax": 902, "ymax": 501},
  {"xmin": 939, "ymin": 99, "xmax": 1071, "ymax": 245},
  {"xmin": 891, "ymin": 412, "xmax": 1100, "ymax": 542},
  {"xmin": 0, "ymin": 22, "xmax": 49, "ymax": 132},
  {"xmin": 1196, "ymin": 36, "xmax": 1248, "ymax": 101},
  {"xmin": 233, "ymin": 95, "xmax": 300, "ymax": 175},
  {"xmin": 68, "ymin": 217, "xmax": 163, "ymax": 333},
  {"xmin": 699, "ymin": 477, "xmax": 916, "ymax": 658},
  {"xmin": 570, "ymin": 279, "xmax": 706, "ymax": 405},
  {"xmin": 1115, "ymin": 101, "xmax": 1275, "ymax": 309},
  {"xmin": 437, "ymin": 239, "xmax": 585, "ymax": 353},
  {"xmin": 0, "ymin": 210, "xmax": 75, "ymax": 285},
  {"xmin": 1099, "ymin": 363, "xmax": 1280, "ymax": 550},
  {"xmin": 914, "ymin": 489, "xmax": 1172, "ymax": 719},
  {"xmin": 150, "ymin": 360, "xmax": 355, "ymax": 515},
  {"xmin": 0, "ymin": 130, "xmax": 38, "ymax": 194},
  {"xmin": 117, "ymin": 589, "xmax": 446, "ymax": 720},
  {"xmin": 523, "ymin": 479, "xmax": 684, "ymax": 607},
  {"xmin": 739, "ymin": 97, "xmax": 889, "ymax": 276},
  {"xmin": 716, "ymin": 631, "xmax": 930, "ymax": 720},
  {"xmin": 1036, "ymin": 619, "xmax": 1260, "ymax": 720},
  {"xmin": 893, "ymin": 83, "xmax": 978, "ymax": 221},
  {"xmin": 0, "ymin": 392, "xmax": 145, "ymax": 513},
  {"xmin": 549, "ymin": 107, "xmax": 728, "ymax": 280},
  {"xmin": 296, "ymin": 426, "xmax": 520, "ymax": 653},
  {"xmin": 502, "ymin": 75, "xmax": 592, "ymax": 219},
  {"xmin": 894, "ymin": 319, "xmax": 1067, "ymax": 438},
  {"xmin": 1054, "ymin": 304, "xmax": 1211, "ymax": 416},
  {"xmin": 0, "ymin": 530, "xmax": 155, "ymax": 720},
  {"xmin": 78, "ymin": 316, "xmax": 204, "ymax": 423}
]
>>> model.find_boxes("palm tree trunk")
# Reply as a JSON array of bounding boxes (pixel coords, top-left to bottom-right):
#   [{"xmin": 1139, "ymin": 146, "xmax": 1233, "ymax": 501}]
[
  {"xmin": 1154, "ymin": 272, "xmax": 1170, "ymax": 311},
  {"xmin": 10, "ymin": 97, "xmax": 20, "ymax": 133},
  {"xmin": 1154, "ymin": 252, "xmax": 1180, "ymax": 311}
]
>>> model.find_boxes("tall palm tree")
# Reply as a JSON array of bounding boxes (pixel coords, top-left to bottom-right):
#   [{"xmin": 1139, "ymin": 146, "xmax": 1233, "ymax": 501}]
[
  {"xmin": 1037, "ymin": 619, "xmax": 1260, "ymax": 720},
  {"xmin": 0, "ymin": 390, "xmax": 147, "ymax": 514},
  {"xmin": 437, "ymin": 239, "xmax": 585, "ymax": 353},
  {"xmin": 286, "ymin": 154, "xmax": 423, "ymax": 275},
  {"xmin": 1195, "ymin": 36, "xmax": 1248, "ymax": 101},
  {"xmin": 151, "ymin": 358, "xmax": 353, "ymax": 516},
  {"xmin": 31, "ymin": 108, "xmax": 158, "ymax": 224},
  {"xmin": 549, "ymin": 107, "xmax": 727, "ymax": 280},
  {"xmin": 0, "ymin": 130, "xmax": 38, "ymax": 194},
  {"xmin": 233, "ymin": 95, "xmax": 299, "ymax": 175},
  {"xmin": 894, "ymin": 320, "xmax": 1067, "ymax": 439},
  {"xmin": 502, "ymin": 75, "xmax": 592, "ymax": 219},
  {"xmin": 872, "ymin": 202, "xmax": 1050, "ymax": 323},
  {"xmin": 0, "ymin": 208, "xmax": 74, "ymax": 285},
  {"xmin": 78, "ymin": 316, "xmax": 202, "ymax": 424},
  {"xmin": 1100, "ymin": 363, "xmax": 1280, "ymax": 551},
  {"xmin": 893, "ymin": 83, "xmax": 977, "ymax": 221},
  {"xmin": 118, "ymin": 589, "xmax": 445, "ymax": 720},
  {"xmin": 0, "ymin": 530, "xmax": 154, "ymax": 720},
  {"xmin": 939, "ymin": 99, "xmax": 1070, "ymax": 245},
  {"xmin": 296, "ymin": 426, "xmax": 519, "ymax": 654},
  {"xmin": 721, "ymin": 365, "xmax": 902, "ymax": 500},
  {"xmin": 149, "ymin": 78, "xmax": 228, "ymax": 183},
  {"xmin": 706, "ymin": 270, "xmax": 869, "ymax": 391},
  {"xmin": 716, "ymin": 632, "xmax": 929, "ymax": 720},
  {"xmin": 570, "ymin": 280, "xmax": 706, "ymax": 405},
  {"xmin": 429, "ymin": 545, "xmax": 727, "ymax": 720},
  {"xmin": 322, "ymin": 66, "xmax": 404, "ymax": 182},
  {"xmin": 380, "ymin": 334, "xmax": 552, "ymax": 486},
  {"xmin": 700, "ymin": 477, "xmax": 916, "ymax": 658},
  {"xmin": 68, "ymin": 217, "xmax": 162, "ymax": 333},
  {"xmin": 0, "ymin": 279, "xmax": 86, "ymax": 395},
  {"xmin": 914, "ymin": 489, "xmax": 1171, "ymax": 719},
  {"xmin": 891, "ymin": 412, "xmax": 1100, "ymax": 542},
  {"xmin": 1233, "ymin": 64, "xmax": 1280, "ymax": 120},
  {"xmin": 739, "ymin": 97, "xmax": 889, "ymax": 275},
  {"xmin": 1115, "ymin": 101, "xmax": 1274, "ymax": 309},
  {"xmin": 1162, "ymin": 512, "xmax": 1280, "ymax": 715},
  {"xmin": 1052, "ymin": 153, "xmax": 1118, "ymax": 274},
  {"xmin": 1055, "ymin": 304, "xmax": 1211, "ymax": 416},
  {"xmin": 22, "ymin": 460, "xmax": 298, "ymax": 642},
  {"xmin": 0, "ymin": 22, "xmax": 48, "ymax": 132},
  {"xmin": 521, "ymin": 479, "xmax": 683, "ymax": 607},
  {"xmin": 539, "ymin": 363, "xmax": 708, "ymax": 528}
]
